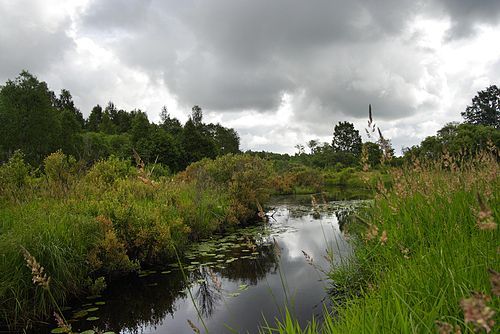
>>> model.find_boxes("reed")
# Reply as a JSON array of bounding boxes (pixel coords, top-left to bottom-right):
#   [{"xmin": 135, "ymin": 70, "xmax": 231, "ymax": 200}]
[{"xmin": 264, "ymin": 150, "xmax": 499, "ymax": 333}]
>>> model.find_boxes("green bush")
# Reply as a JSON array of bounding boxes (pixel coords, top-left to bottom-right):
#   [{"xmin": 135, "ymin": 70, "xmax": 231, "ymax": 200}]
[
  {"xmin": 0, "ymin": 150, "xmax": 33, "ymax": 202},
  {"xmin": 180, "ymin": 154, "xmax": 273, "ymax": 224}
]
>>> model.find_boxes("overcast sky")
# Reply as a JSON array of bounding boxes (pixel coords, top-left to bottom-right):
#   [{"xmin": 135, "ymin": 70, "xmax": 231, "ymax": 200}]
[{"xmin": 1, "ymin": 0, "xmax": 499, "ymax": 154}]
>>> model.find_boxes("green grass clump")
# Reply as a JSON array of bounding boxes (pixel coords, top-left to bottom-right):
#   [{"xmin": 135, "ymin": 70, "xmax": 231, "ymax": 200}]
[
  {"xmin": 0, "ymin": 152, "xmax": 272, "ymax": 329},
  {"xmin": 265, "ymin": 151, "xmax": 499, "ymax": 333}
]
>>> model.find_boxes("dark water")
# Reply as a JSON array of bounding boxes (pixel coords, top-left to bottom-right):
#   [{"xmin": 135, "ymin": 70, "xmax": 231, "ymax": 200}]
[{"xmin": 40, "ymin": 193, "xmax": 367, "ymax": 334}]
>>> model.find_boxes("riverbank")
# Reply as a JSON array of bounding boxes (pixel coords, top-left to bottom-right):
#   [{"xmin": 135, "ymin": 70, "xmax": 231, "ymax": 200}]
[
  {"xmin": 0, "ymin": 152, "xmax": 273, "ymax": 330},
  {"xmin": 264, "ymin": 151, "xmax": 499, "ymax": 333}
]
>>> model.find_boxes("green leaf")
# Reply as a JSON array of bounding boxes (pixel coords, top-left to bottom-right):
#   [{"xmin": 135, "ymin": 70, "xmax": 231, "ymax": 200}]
[
  {"xmin": 86, "ymin": 316, "xmax": 100, "ymax": 321},
  {"xmin": 80, "ymin": 330, "xmax": 96, "ymax": 334}
]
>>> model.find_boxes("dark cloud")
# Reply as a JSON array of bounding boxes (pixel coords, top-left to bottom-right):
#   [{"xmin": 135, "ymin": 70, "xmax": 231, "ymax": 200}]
[
  {"xmin": 2, "ymin": 0, "xmax": 500, "ymax": 153},
  {"xmin": 79, "ymin": 0, "xmax": 426, "ymax": 114},
  {"xmin": 435, "ymin": 0, "xmax": 500, "ymax": 38},
  {"xmin": 75, "ymin": 0, "xmax": 500, "ymax": 124}
]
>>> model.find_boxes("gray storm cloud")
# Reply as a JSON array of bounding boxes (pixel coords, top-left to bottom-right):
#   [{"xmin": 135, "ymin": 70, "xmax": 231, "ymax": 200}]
[
  {"xmin": 77, "ymin": 0, "xmax": 500, "ymax": 119},
  {"xmin": 1, "ymin": 0, "xmax": 500, "ymax": 152}
]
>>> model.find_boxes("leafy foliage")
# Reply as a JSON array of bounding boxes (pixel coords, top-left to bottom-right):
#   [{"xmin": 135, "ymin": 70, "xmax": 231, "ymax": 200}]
[
  {"xmin": 0, "ymin": 152, "xmax": 274, "ymax": 328},
  {"xmin": 462, "ymin": 85, "xmax": 500, "ymax": 129},
  {"xmin": 332, "ymin": 121, "xmax": 362, "ymax": 156},
  {"xmin": 0, "ymin": 72, "xmax": 241, "ymax": 172}
]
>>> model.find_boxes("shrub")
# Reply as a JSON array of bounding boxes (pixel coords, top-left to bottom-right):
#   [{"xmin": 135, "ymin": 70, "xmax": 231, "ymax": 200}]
[
  {"xmin": 43, "ymin": 150, "xmax": 79, "ymax": 196},
  {"xmin": 0, "ymin": 150, "xmax": 33, "ymax": 202},
  {"xmin": 179, "ymin": 154, "xmax": 273, "ymax": 224}
]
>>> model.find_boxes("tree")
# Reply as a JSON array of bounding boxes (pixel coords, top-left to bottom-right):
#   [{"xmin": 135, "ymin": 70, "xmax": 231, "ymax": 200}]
[
  {"xmin": 191, "ymin": 105, "xmax": 203, "ymax": 127},
  {"xmin": 332, "ymin": 121, "xmax": 362, "ymax": 155},
  {"xmin": 307, "ymin": 139, "xmax": 319, "ymax": 154},
  {"xmin": 403, "ymin": 123, "xmax": 500, "ymax": 161},
  {"xmin": 294, "ymin": 144, "xmax": 305, "ymax": 155},
  {"xmin": 130, "ymin": 111, "xmax": 151, "ymax": 144},
  {"xmin": 182, "ymin": 118, "xmax": 217, "ymax": 165},
  {"xmin": 160, "ymin": 106, "xmax": 183, "ymax": 136},
  {"xmin": 0, "ymin": 71, "xmax": 60, "ymax": 164},
  {"xmin": 206, "ymin": 123, "xmax": 240, "ymax": 155},
  {"xmin": 363, "ymin": 142, "xmax": 383, "ymax": 167},
  {"xmin": 55, "ymin": 89, "xmax": 85, "ymax": 129},
  {"xmin": 87, "ymin": 104, "xmax": 103, "ymax": 132},
  {"xmin": 149, "ymin": 127, "xmax": 184, "ymax": 171},
  {"xmin": 462, "ymin": 85, "xmax": 500, "ymax": 129}
]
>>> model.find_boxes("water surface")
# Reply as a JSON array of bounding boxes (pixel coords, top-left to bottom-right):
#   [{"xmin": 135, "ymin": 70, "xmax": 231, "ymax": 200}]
[{"xmin": 43, "ymin": 194, "xmax": 365, "ymax": 334}]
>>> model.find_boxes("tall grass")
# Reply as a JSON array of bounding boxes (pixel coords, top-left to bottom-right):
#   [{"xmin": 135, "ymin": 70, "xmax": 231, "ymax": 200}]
[
  {"xmin": 0, "ymin": 152, "xmax": 273, "ymax": 329},
  {"xmin": 265, "ymin": 150, "xmax": 499, "ymax": 333}
]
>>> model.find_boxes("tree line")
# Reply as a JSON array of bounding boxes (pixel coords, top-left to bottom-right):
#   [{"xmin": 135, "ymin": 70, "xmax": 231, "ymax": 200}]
[
  {"xmin": 260, "ymin": 85, "xmax": 499, "ymax": 170},
  {"xmin": 1, "ymin": 71, "xmax": 498, "ymax": 172},
  {"xmin": 0, "ymin": 71, "xmax": 240, "ymax": 172}
]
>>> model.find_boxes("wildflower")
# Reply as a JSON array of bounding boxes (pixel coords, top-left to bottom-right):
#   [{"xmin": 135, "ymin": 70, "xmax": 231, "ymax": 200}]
[
  {"xmin": 460, "ymin": 292, "xmax": 495, "ymax": 333},
  {"xmin": 489, "ymin": 269, "xmax": 500, "ymax": 297},
  {"xmin": 435, "ymin": 321, "xmax": 461, "ymax": 334},
  {"xmin": 21, "ymin": 247, "xmax": 51, "ymax": 289},
  {"xmin": 187, "ymin": 319, "xmax": 201, "ymax": 334},
  {"xmin": 379, "ymin": 230, "xmax": 388, "ymax": 245},
  {"xmin": 54, "ymin": 312, "xmax": 72, "ymax": 333}
]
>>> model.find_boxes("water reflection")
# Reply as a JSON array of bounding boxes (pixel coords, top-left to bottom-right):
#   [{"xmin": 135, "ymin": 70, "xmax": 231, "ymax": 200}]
[
  {"xmin": 191, "ymin": 268, "xmax": 223, "ymax": 318},
  {"xmin": 38, "ymin": 193, "xmax": 367, "ymax": 334}
]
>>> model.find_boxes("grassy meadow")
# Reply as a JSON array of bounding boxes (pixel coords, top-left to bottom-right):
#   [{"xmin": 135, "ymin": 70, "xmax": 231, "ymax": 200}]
[{"xmin": 262, "ymin": 151, "xmax": 499, "ymax": 333}]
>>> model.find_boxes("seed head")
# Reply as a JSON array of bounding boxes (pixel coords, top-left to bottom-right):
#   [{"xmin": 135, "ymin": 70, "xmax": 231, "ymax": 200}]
[
  {"xmin": 489, "ymin": 269, "xmax": 500, "ymax": 297},
  {"xmin": 187, "ymin": 319, "xmax": 201, "ymax": 334},
  {"xmin": 54, "ymin": 312, "xmax": 72, "ymax": 333},
  {"xmin": 435, "ymin": 321, "xmax": 461, "ymax": 334},
  {"xmin": 21, "ymin": 247, "xmax": 51, "ymax": 289},
  {"xmin": 460, "ymin": 292, "xmax": 495, "ymax": 333},
  {"xmin": 379, "ymin": 230, "xmax": 388, "ymax": 245}
]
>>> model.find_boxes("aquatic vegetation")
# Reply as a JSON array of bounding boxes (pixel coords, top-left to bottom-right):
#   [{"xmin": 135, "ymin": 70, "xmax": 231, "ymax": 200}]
[{"xmin": 0, "ymin": 152, "xmax": 273, "ymax": 330}]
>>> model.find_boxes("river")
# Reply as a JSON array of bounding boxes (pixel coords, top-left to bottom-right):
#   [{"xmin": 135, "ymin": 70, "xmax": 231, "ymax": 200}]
[{"xmin": 40, "ymin": 192, "xmax": 367, "ymax": 334}]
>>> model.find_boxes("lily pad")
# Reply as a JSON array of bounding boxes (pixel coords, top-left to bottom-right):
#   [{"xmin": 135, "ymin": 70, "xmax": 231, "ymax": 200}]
[
  {"xmin": 72, "ymin": 310, "xmax": 88, "ymax": 318},
  {"xmin": 86, "ymin": 295, "xmax": 101, "ymax": 300}
]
